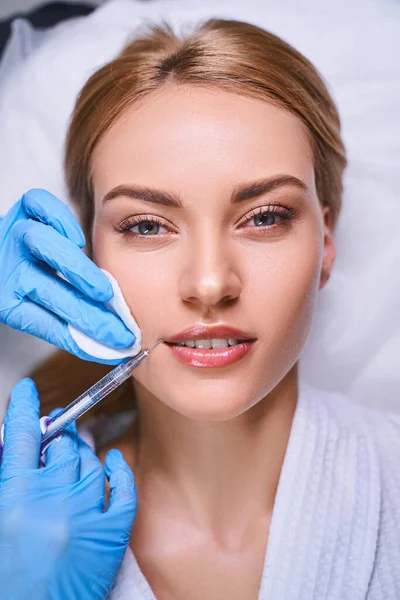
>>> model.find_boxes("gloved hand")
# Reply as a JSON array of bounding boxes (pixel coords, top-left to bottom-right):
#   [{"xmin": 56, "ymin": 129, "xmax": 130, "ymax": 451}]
[
  {"xmin": 0, "ymin": 188, "xmax": 135, "ymax": 365},
  {"xmin": 0, "ymin": 377, "xmax": 137, "ymax": 600}
]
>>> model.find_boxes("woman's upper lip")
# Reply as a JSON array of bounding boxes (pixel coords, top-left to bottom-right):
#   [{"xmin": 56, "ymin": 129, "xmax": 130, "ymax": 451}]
[{"xmin": 164, "ymin": 325, "xmax": 257, "ymax": 344}]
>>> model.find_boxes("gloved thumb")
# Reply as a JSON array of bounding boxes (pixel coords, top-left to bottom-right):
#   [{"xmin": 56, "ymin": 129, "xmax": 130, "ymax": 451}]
[{"xmin": 104, "ymin": 449, "xmax": 137, "ymax": 532}]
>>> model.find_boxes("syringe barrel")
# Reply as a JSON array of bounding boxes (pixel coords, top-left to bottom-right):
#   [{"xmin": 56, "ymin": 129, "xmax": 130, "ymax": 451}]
[{"xmin": 41, "ymin": 351, "xmax": 147, "ymax": 446}]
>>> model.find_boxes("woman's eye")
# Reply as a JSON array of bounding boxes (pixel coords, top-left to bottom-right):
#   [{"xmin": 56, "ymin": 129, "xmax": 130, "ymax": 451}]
[
  {"xmin": 242, "ymin": 206, "xmax": 295, "ymax": 230},
  {"xmin": 116, "ymin": 217, "xmax": 171, "ymax": 237},
  {"xmin": 247, "ymin": 211, "xmax": 284, "ymax": 228},
  {"xmin": 130, "ymin": 220, "xmax": 167, "ymax": 236}
]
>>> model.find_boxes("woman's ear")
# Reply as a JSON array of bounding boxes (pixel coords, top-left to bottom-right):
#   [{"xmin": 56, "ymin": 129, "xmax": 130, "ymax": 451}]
[{"xmin": 319, "ymin": 205, "xmax": 336, "ymax": 290}]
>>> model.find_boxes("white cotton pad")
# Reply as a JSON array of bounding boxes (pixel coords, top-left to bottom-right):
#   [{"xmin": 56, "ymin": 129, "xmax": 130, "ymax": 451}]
[{"xmin": 67, "ymin": 268, "xmax": 142, "ymax": 360}]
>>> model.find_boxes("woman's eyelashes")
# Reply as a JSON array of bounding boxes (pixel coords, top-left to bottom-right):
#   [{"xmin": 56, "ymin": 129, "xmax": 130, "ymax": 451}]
[
  {"xmin": 116, "ymin": 214, "xmax": 172, "ymax": 236},
  {"xmin": 114, "ymin": 203, "xmax": 301, "ymax": 238}
]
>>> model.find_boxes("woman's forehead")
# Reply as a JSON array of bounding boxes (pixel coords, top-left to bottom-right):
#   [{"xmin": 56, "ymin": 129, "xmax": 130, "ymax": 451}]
[{"xmin": 92, "ymin": 86, "xmax": 315, "ymax": 205}]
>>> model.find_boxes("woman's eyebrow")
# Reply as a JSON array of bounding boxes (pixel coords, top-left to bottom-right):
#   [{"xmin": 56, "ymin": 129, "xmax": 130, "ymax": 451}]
[{"xmin": 101, "ymin": 175, "xmax": 308, "ymax": 208}]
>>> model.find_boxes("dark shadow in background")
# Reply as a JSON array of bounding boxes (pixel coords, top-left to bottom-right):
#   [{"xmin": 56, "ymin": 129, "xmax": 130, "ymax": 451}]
[{"xmin": 0, "ymin": 2, "xmax": 95, "ymax": 58}]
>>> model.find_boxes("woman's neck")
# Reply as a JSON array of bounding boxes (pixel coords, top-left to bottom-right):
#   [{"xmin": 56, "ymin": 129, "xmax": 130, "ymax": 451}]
[{"xmin": 127, "ymin": 364, "xmax": 299, "ymax": 549}]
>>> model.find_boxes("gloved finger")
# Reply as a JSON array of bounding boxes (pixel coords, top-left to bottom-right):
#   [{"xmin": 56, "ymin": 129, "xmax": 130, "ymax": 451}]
[
  {"xmin": 1, "ymin": 378, "xmax": 41, "ymax": 479},
  {"xmin": 14, "ymin": 262, "xmax": 135, "ymax": 349},
  {"xmin": 22, "ymin": 219, "xmax": 113, "ymax": 304},
  {"xmin": 4, "ymin": 299, "xmax": 130, "ymax": 366},
  {"xmin": 21, "ymin": 188, "xmax": 86, "ymax": 249},
  {"xmin": 76, "ymin": 436, "xmax": 106, "ymax": 508},
  {"xmin": 1, "ymin": 198, "xmax": 25, "ymax": 232},
  {"xmin": 42, "ymin": 411, "xmax": 80, "ymax": 485},
  {"xmin": 104, "ymin": 449, "xmax": 137, "ymax": 528}
]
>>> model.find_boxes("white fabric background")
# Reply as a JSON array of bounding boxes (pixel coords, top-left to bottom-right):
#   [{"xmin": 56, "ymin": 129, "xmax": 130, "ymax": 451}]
[{"xmin": 0, "ymin": 0, "xmax": 399, "ymax": 420}]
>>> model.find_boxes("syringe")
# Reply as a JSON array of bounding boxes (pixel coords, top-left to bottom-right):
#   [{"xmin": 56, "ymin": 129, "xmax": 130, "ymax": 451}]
[{"xmin": 39, "ymin": 338, "xmax": 164, "ymax": 454}]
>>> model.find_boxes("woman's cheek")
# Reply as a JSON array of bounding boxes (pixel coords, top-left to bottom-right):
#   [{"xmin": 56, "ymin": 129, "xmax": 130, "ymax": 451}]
[{"xmin": 115, "ymin": 263, "xmax": 175, "ymax": 342}]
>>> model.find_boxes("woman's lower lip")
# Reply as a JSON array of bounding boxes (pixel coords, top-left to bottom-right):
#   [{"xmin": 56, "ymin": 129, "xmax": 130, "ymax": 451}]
[{"xmin": 165, "ymin": 341, "xmax": 256, "ymax": 367}]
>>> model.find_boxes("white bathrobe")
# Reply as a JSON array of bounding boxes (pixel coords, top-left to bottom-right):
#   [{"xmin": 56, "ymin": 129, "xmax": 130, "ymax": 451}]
[{"xmin": 80, "ymin": 379, "xmax": 400, "ymax": 599}]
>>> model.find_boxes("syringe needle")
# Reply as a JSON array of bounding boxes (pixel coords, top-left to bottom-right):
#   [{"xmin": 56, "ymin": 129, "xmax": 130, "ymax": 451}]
[{"xmin": 143, "ymin": 338, "xmax": 164, "ymax": 354}]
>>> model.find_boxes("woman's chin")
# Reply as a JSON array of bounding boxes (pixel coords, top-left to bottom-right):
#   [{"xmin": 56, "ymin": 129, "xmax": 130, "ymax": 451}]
[
  {"xmin": 132, "ymin": 358, "xmax": 270, "ymax": 420},
  {"xmin": 155, "ymin": 385, "xmax": 261, "ymax": 421}
]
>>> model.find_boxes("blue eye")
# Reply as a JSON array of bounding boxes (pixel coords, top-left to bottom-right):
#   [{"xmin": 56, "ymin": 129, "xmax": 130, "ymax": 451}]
[
  {"xmin": 116, "ymin": 216, "xmax": 170, "ymax": 236},
  {"xmin": 242, "ymin": 205, "xmax": 295, "ymax": 229},
  {"xmin": 130, "ymin": 220, "xmax": 164, "ymax": 235},
  {"xmin": 248, "ymin": 211, "xmax": 283, "ymax": 227}
]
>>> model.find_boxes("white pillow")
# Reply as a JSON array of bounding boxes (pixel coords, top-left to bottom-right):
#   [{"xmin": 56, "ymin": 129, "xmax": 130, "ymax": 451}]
[{"xmin": 0, "ymin": 0, "xmax": 399, "ymax": 419}]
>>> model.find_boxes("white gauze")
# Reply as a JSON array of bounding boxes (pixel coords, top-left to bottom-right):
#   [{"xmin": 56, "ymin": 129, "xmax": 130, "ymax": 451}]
[{"xmin": 68, "ymin": 269, "xmax": 142, "ymax": 360}]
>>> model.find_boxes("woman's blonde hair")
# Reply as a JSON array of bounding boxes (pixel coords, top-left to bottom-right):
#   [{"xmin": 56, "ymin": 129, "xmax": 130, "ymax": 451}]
[{"xmin": 29, "ymin": 17, "xmax": 347, "ymax": 422}]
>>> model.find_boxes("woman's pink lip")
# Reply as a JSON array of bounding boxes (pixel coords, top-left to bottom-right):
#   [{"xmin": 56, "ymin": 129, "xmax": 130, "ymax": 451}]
[{"xmin": 165, "ymin": 341, "xmax": 256, "ymax": 368}]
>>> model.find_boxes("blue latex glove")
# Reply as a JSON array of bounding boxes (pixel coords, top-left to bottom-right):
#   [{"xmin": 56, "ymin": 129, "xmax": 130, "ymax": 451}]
[
  {"xmin": 0, "ymin": 378, "xmax": 137, "ymax": 600},
  {"xmin": 0, "ymin": 189, "xmax": 136, "ymax": 365}
]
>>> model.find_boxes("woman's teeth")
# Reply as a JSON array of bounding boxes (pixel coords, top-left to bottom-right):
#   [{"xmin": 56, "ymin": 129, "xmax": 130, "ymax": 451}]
[{"xmin": 174, "ymin": 338, "xmax": 240, "ymax": 349}]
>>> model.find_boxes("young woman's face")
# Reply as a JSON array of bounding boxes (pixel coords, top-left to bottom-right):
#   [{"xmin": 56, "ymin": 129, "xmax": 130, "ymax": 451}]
[{"xmin": 91, "ymin": 85, "xmax": 335, "ymax": 420}]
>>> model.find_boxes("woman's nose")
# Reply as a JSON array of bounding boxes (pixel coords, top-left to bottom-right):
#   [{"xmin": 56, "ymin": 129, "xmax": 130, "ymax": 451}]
[{"xmin": 178, "ymin": 237, "xmax": 242, "ymax": 309}]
